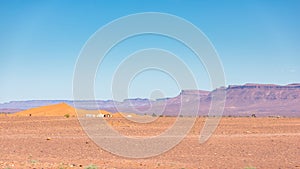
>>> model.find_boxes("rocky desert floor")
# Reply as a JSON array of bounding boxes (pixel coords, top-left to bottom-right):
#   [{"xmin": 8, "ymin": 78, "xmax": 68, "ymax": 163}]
[{"xmin": 0, "ymin": 116, "xmax": 299, "ymax": 169}]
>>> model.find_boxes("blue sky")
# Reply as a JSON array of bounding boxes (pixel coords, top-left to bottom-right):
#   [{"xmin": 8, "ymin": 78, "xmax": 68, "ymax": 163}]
[{"xmin": 0, "ymin": 0, "xmax": 299, "ymax": 102}]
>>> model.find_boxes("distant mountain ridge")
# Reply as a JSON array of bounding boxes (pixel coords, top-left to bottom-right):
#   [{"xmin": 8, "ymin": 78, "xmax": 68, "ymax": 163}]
[{"xmin": 1, "ymin": 83, "xmax": 300, "ymax": 117}]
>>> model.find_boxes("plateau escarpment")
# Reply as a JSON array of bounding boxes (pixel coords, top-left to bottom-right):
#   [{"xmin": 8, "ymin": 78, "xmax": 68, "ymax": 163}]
[{"xmin": 1, "ymin": 83, "xmax": 299, "ymax": 117}]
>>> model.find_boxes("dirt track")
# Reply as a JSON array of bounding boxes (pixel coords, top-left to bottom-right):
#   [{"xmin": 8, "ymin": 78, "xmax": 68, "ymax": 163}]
[{"xmin": 0, "ymin": 117, "xmax": 299, "ymax": 168}]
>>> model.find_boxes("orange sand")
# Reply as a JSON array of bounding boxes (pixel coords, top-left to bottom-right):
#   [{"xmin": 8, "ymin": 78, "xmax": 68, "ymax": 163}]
[
  {"xmin": 13, "ymin": 103, "xmax": 77, "ymax": 117},
  {"xmin": 12, "ymin": 103, "xmax": 136, "ymax": 118}
]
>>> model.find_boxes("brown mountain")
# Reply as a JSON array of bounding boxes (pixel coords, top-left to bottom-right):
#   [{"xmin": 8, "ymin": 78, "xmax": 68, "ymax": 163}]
[
  {"xmin": 221, "ymin": 83, "xmax": 300, "ymax": 116},
  {"xmin": 1, "ymin": 83, "xmax": 300, "ymax": 117}
]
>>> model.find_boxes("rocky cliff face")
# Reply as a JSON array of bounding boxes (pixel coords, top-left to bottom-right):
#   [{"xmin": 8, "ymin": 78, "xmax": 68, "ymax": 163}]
[
  {"xmin": 1, "ymin": 84, "xmax": 300, "ymax": 117},
  {"xmin": 226, "ymin": 84, "xmax": 300, "ymax": 102},
  {"xmin": 221, "ymin": 84, "xmax": 300, "ymax": 116}
]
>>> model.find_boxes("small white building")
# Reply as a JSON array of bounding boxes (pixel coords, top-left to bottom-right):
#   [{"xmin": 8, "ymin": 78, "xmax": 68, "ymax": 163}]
[{"xmin": 85, "ymin": 113, "xmax": 112, "ymax": 118}]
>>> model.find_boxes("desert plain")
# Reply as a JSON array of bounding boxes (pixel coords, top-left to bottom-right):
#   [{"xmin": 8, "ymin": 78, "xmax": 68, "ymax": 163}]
[{"xmin": 0, "ymin": 115, "xmax": 299, "ymax": 169}]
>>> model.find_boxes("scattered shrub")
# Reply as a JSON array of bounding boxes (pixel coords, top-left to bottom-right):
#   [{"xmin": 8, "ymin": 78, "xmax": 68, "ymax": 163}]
[
  {"xmin": 84, "ymin": 164, "xmax": 98, "ymax": 169},
  {"xmin": 30, "ymin": 159, "xmax": 38, "ymax": 164},
  {"xmin": 244, "ymin": 167, "xmax": 256, "ymax": 169},
  {"xmin": 64, "ymin": 114, "xmax": 70, "ymax": 118},
  {"xmin": 59, "ymin": 166, "xmax": 67, "ymax": 169}
]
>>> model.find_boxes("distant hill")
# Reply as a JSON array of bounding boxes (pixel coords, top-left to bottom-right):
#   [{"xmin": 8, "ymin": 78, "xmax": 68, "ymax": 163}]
[{"xmin": 1, "ymin": 83, "xmax": 300, "ymax": 117}]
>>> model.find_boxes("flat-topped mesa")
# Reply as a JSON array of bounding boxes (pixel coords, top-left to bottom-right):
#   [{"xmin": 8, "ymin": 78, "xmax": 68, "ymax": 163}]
[
  {"xmin": 123, "ymin": 98, "xmax": 149, "ymax": 101},
  {"xmin": 1, "ymin": 83, "xmax": 300, "ymax": 117},
  {"xmin": 228, "ymin": 83, "xmax": 300, "ymax": 90},
  {"xmin": 287, "ymin": 83, "xmax": 300, "ymax": 87},
  {"xmin": 122, "ymin": 98, "xmax": 151, "ymax": 107},
  {"xmin": 180, "ymin": 90, "xmax": 210, "ymax": 96}
]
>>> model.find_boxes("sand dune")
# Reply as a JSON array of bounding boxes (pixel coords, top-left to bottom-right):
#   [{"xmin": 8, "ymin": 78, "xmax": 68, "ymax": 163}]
[
  {"xmin": 12, "ymin": 102, "xmax": 134, "ymax": 118},
  {"xmin": 13, "ymin": 103, "xmax": 77, "ymax": 117}
]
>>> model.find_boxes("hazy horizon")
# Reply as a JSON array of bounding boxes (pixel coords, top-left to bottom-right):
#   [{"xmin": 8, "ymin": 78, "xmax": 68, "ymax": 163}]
[{"xmin": 1, "ymin": 82, "xmax": 299, "ymax": 104}]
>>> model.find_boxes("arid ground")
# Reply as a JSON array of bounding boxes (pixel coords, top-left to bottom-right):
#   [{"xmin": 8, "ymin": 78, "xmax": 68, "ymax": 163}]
[{"xmin": 0, "ymin": 116, "xmax": 299, "ymax": 169}]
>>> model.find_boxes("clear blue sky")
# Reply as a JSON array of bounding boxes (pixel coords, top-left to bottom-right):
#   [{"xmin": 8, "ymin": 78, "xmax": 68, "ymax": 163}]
[{"xmin": 0, "ymin": 0, "xmax": 299, "ymax": 102}]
